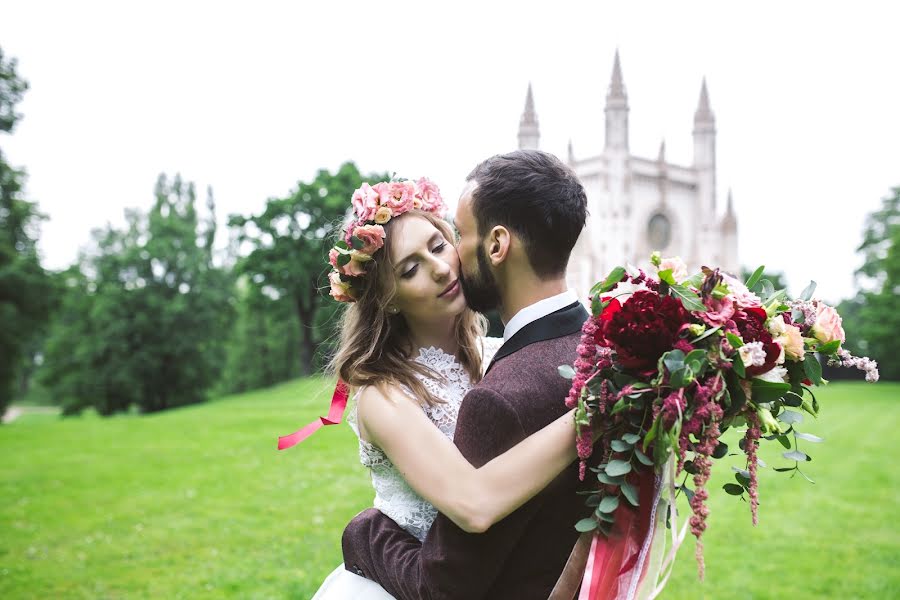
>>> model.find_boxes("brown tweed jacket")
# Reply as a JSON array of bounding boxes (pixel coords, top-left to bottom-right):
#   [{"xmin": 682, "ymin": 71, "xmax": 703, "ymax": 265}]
[{"xmin": 341, "ymin": 301, "xmax": 592, "ymax": 599}]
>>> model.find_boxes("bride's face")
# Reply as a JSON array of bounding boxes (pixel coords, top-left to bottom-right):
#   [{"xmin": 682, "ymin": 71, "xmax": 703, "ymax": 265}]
[{"xmin": 387, "ymin": 215, "xmax": 466, "ymax": 324}]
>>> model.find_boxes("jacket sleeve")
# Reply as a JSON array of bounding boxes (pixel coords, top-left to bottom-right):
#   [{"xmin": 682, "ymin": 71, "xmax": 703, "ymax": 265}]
[{"xmin": 341, "ymin": 386, "xmax": 545, "ymax": 600}]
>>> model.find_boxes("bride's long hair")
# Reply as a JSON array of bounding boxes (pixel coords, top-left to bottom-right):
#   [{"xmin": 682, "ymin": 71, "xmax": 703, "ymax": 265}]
[{"xmin": 329, "ymin": 211, "xmax": 487, "ymax": 406}]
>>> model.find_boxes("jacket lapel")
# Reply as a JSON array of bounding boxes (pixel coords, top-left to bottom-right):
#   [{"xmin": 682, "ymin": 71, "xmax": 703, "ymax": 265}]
[{"xmin": 486, "ymin": 301, "xmax": 589, "ymax": 373}]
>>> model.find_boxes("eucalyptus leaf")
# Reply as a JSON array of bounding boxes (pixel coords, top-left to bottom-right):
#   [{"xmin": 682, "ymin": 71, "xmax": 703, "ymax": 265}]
[
  {"xmin": 783, "ymin": 450, "xmax": 809, "ymax": 462},
  {"xmin": 634, "ymin": 447, "xmax": 654, "ymax": 466},
  {"xmin": 598, "ymin": 495, "xmax": 620, "ymax": 514},
  {"xmin": 800, "ymin": 280, "xmax": 817, "ymax": 302},
  {"xmin": 684, "ymin": 460, "xmax": 698, "ymax": 475},
  {"xmin": 611, "ymin": 439, "xmax": 632, "ymax": 452},
  {"xmin": 795, "ymin": 432, "xmax": 825, "ymax": 443},
  {"xmin": 597, "ymin": 472, "xmax": 624, "ymax": 486},
  {"xmin": 575, "ymin": 518, "xmax": 598, "ymax": 532},
  {"xmin": 778, "ymin": 410, "xmax": 803, "ymax": 425},
  {"xmin": 622, "ymin": 433, "xmax": 641, "ymax": 444},
  {"xmin": 558, "ymin": 365, "xmax": 576, "ymax": 380},
  {"xmin": 723, "ymin": 483, "xmax": 744, "ymax": 496},
  {"xmin": 681, "ymin": 485, "xmax": 695, "ymax": 502},
  {"xmin": 606, "ymin": 460, "xmax": 632, "ymax": 477},
  {"xmin": 791, "ymin": 308, "xmax": 805, "ymax": 323},
  {"xmin": 585, "ymin": 495, "xmax": 601, "ymax": 507},
  {"xmin": 621, "ymin": 482, "xmax": 639, "ymax": 506},
  {"xmin": 712, "ymin": 442, "xmax": 729, "ymax": 459},
  {"xmin": 776, "ymin": 435, "xmax": 792, "ymax": 450},
  {"xmin": 662, "ymin": 350, "xmax": 686, "ymax": 373}
]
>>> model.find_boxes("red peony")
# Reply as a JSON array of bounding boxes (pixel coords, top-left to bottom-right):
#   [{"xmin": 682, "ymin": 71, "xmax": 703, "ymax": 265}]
[
  {"xmin": 597, "ymin": 290, "xmax": 690, "ymax": 375},
  {"xmin": 732, "ymin": 308, "xmax": 781, "ymax": 377}
]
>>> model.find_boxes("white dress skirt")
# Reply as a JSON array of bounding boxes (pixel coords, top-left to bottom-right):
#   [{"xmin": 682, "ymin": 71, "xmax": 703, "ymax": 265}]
[{"xmin": 311, "ymin": 565, "xmax": 395, "ymax": 600}]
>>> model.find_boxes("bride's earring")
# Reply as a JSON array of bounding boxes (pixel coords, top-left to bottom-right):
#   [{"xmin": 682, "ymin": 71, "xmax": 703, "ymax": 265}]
[{"xmin": 387, "ymin": 306, "xmax": 399, "ymax": 315}]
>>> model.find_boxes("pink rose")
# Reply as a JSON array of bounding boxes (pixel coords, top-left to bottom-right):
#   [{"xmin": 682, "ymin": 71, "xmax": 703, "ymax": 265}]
[
  {"xmin": 721, "ymin": 274, "xmax": 762, "ymax": 309},
  {"xmin": 351, "ymin": 224, "xmax": 386, "ymax": 255},
  {"xmin": 338, "ymin": 250, "xmax": 371, "ymax": 277},
  {"xmin": 657, "ymin": 256, "xmax": 688, "ymax": 283},
  {"xmin": 351, "ymin": 183, "xmax": 379, "ymax": 222},
  {"xmin": 776, "ymin": 323, "xmax": 805, "ymax": 361},
  {"xmin": 811, "ymin": 303, "xmax": 845, "ymax": 345},
  {"xmin": 328, "ymin": 248, "xmax": 340, "ymax": 268},
  {"xmin": 381, "ymin": 181, "xmax": 415, "ymax": 212},
  {"xmin": 415, "ymin": 177, "xmax": 444, "ymax": 212},
  {"xmin": 329, "ymin": 272, "xmax": 355, "ymax": 303},
  {"xmin": 700, "ymin": 295, "xmax": 736, "ymax": 327}
]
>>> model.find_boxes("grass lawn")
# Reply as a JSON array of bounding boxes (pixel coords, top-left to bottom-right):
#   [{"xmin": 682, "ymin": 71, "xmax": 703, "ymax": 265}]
[{"xmin": 1, "ymin": 379, "xmax": 897, "ymax": 599}]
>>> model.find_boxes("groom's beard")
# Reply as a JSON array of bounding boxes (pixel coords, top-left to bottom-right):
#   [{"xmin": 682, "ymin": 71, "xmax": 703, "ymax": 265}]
[{"xmin": 459, "ymin": 245, "xmax": 502, "ymax": 313}]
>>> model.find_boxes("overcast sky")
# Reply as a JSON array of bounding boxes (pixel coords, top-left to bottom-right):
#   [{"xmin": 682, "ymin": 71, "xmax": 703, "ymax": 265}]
[{"xmin": 2, "ymin": 1, "xmax": 898, "ymax": 303}]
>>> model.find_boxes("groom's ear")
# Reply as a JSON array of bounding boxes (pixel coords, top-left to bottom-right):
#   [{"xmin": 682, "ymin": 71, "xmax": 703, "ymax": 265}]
[{"xmin": 486, "ymin": 225, "xmax": 511, "ymax": 267}]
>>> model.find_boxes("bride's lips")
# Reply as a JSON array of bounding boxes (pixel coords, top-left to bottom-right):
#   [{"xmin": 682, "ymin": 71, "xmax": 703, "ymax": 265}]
[{"xmin": 438, "ymin": 279, "xmax": 460, "ymax": 299}]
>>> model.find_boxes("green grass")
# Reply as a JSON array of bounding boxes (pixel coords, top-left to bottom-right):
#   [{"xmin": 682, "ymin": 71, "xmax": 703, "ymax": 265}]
[{"xmin": 1, "ymin": 381, "xmax": 898, "ymax": 599}]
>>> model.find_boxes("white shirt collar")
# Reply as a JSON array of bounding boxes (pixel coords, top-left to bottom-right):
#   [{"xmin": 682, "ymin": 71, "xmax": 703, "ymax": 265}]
[{"xmin": 502, "ymin": 290, "xmax": 579, "ymax": 342}]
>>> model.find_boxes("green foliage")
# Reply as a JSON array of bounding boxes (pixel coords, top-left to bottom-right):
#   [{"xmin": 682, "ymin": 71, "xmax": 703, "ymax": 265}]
[
  {"xmin": 39, "ymin": 176, "xmax": 233, "ymax": 415},
  {"xmin": 839, "ymin": 186, "xmax": 900, "ymax": 380},
  {"xmin": 740, "ymin": 267, "xmax": 789, "ymax": 296},
  {"xmin": 0, "ymin": 46, "xmax": 53, "ymax": 417},
  {"xmin": 228, "ymin": 163, "xmax": 388, "ymax": 376}
]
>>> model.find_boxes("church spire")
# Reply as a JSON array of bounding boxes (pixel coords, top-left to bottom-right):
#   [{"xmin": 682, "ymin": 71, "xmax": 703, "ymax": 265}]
[
  {"xmin": 694, "ymin": 78, "xmax": 715, "ymax": 125},
  {"xmin": 657, "ymin": 139, "xmax": 666, "ymax": 163},
  {"xmin": 604, "ymin": 50, "xmax": 629, "ymax": 151},
  {"xmin": 723, "ymin": 188, "xmax": 737, "ymax": 230},
  {"xmin": 518, "ymin": 83, "xmax": 540, "ymax": 150},
  {"xmin": 567, "ymin": 139, "xmax": 576, "ymax": 165}
]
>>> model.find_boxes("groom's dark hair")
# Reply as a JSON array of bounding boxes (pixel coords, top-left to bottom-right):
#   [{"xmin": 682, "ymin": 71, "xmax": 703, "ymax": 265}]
[{"xmin": 466, "ymin": 149, "xmax": 588, "ymax": 277}]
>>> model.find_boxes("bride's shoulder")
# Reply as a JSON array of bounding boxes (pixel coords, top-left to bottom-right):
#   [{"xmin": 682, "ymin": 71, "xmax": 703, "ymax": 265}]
[{"xmin": 479, "ymin": 336, "xmax": 504, "ymax": 365}]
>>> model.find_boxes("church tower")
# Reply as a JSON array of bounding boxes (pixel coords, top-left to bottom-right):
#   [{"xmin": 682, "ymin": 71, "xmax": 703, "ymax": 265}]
[
  {"xmin": 605, "ymin": 50, "xmax": 629, "ymax": 152},
  {"xmin": 518, "ymin": 83, "xmax": 540, "ymax": 150},
  {"xmin": 692, "ymin": 78, "xmax": 717, "ymax": 261}
]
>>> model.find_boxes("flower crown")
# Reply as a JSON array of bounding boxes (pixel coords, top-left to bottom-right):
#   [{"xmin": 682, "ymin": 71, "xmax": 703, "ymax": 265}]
[{"xmin": 328, "ymin": 177, "xmax": 447, "ymax": 303}]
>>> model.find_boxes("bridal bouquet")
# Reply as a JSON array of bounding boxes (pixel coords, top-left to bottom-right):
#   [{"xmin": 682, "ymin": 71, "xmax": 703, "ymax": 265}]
[{"xmin": 563, "ymin": 254, "xmax": 879, "ymax": 579}]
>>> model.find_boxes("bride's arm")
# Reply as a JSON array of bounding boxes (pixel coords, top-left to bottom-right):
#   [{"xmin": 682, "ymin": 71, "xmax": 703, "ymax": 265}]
[{"xmin": 356, "ymin": 384, "xmax": 593, "ymax": 534}]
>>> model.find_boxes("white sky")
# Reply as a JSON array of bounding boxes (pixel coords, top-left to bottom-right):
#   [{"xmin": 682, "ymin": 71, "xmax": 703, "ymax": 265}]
[{"xmin": 2, "ymin": 1, "xmax": 898, "ymax": 304}]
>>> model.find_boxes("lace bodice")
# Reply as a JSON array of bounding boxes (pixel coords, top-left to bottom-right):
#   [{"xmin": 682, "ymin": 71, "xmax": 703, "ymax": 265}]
[{"xmin": 346, "ymin": 336, "xmax": 503, "ymax": 541}]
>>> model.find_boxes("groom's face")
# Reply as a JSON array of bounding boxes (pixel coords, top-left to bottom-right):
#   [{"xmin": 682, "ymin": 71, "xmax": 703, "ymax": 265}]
[{"xmin": 455, "ymin": 182, "xmax": 502, "ymax": 313}]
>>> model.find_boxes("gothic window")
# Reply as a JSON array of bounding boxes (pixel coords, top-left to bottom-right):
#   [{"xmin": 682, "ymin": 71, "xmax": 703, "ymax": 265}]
[{"xmin": 647, "ymin": 213, "xmax": 671, "ymax": 250}]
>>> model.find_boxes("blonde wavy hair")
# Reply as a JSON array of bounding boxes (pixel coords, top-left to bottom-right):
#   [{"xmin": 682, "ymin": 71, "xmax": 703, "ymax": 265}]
[{"xmin": 329, "ymin": 211, "xmax": 487, "ymax": 406}]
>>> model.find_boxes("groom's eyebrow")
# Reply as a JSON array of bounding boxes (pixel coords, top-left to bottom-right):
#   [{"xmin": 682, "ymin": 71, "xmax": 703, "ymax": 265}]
[{"xmin": 395, "ymin": 232, "xmax": 443, "ymax": 270}]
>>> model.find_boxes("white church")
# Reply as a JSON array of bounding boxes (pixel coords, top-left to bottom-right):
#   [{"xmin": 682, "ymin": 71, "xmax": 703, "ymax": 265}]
[{"xmin": 516, "ymin": 52, "xmax": 739, "ymax": 296}]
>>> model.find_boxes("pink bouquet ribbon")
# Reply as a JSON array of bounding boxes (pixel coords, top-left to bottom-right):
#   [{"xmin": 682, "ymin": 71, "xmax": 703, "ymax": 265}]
[{"xmin": 277, "ymin": 380, "xmax": 350, "ymax": 450}]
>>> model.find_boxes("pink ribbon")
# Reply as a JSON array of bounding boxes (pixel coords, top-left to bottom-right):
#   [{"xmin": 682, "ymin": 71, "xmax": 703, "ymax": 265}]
[{"xmin": 277, "ymin": 380, "xmax": 350, "ymax": 450}]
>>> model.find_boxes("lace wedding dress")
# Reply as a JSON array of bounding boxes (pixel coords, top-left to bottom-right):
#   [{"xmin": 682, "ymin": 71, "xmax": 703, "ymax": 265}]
[{"xmin": 311, "ymin": 338, "xmax": 503, "ymax": 600}]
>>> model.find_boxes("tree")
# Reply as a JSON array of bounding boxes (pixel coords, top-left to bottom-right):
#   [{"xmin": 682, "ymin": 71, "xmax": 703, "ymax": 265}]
[
  {"xmin": 229, "ymin": 162, "xmax": 388, "ymax": 376},
  {"xmin": 838, "ymin": 186, "xmax": 900, "ymax": 380},
  {"xmin": 41, "ymin": 175, "xmax": 235, "ymax": 414},
  {"xmin": 0, "ymin": 46, "xmax": 53, "ymax": 417}
]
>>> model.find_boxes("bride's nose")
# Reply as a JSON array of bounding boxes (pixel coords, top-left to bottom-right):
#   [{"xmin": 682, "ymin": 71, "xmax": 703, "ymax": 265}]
[{"xmin": 431, "ymin": 256, "xmax": 451, "ymax": 281}]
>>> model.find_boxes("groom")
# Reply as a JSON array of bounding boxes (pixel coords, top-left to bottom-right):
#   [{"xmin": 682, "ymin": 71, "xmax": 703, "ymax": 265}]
[{"xmin": 342, "ymin": 149, "xmax": 591, "ymax": 599}]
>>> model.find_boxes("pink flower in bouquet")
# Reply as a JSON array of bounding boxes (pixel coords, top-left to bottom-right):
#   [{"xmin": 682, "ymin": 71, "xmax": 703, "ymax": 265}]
[
  {"xmin": 733, "ymin": 308, "xmax": 782, "ymax": 377},
  {"xmin": 597, "ymin": 290, "xmax": 689, "ymax": 375},
  {"xmin": 777, "ymin": 323, "xmax": 805, "ymax": 361},
  {"xmin": 721, "ymin": 274, "xmax": 762, "ymax": 309},
  {"xmin": 351, "ymin": 183, "xmax": 379, "ymax": 221},
  {"xmin": 658, "ymin": 256, "xmax": 689, "ymax": 283},
  {"xmin": 328, "ymin": 248, "xmax": 340, "ymax": 269},
  {"xmin": 329, "ymin": 272, "xmax": 355, "ymax": 303},
  {"xmin": 352, "ymin": 224, "xmax": 386, "ymax": 255},
  {"xmin": 811, "ymin": 303, "xmax": 845, "ymax": 345},
  {"xmin": 700, "ymin": 295, "xmax": 736, "ymax": 327}
]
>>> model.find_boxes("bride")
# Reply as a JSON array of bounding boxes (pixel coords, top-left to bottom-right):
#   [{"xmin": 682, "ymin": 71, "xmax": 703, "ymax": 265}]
[{"xmin": 289, "ymin": 177, "xmax": 598, "ymax": 599}]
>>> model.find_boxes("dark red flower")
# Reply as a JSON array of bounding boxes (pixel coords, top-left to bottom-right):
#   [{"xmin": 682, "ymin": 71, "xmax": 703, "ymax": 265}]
[
  {"xmin": 597, "ymin": 290, "xmax": 690, "ymax": 375},
  {"xmin": 732, "ymin": 308, "xmax": 781, "ymax": 377}
]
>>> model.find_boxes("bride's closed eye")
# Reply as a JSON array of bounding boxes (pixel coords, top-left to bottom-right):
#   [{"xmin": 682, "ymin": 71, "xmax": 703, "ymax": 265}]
[{"xmin": 400, "ymin": 243, "xmax": 447, "ymax": 279}]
